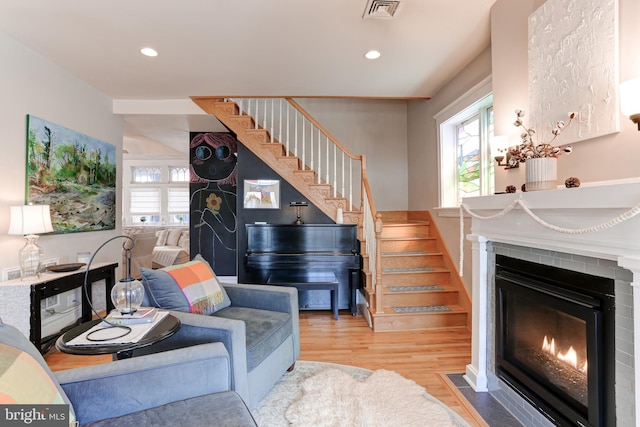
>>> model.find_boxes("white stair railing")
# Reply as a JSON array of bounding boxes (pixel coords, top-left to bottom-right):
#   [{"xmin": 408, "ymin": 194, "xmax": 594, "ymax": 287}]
[
  {"xmin": 229, "ymin": 97, "xmax": 363, "ymax": 211},
  {"xmin": 225, "ymin": 96, "xmax": 381, "ymax": 317}
]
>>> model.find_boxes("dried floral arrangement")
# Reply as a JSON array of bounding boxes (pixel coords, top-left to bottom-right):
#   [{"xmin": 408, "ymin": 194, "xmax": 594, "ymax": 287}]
[{"xmin": 508, "ymin": 110, "xmax": 576, "ymax": 164}]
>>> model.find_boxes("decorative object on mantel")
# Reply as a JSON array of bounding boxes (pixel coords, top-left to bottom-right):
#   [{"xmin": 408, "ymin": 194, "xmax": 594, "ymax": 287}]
[
  {"xmin": 505, "ymin": 185, "xmax": 516, "ymax": 193},
  {"xmin": 565, "ymin": 177, "xmax": 581, "ymax": 188},
  {"xmin": 509, "ymin": 109, "xmax": 575, "ymax": 191},
  {"xmin": 521, "ymin": 184, "xmax": 527, "ymax": 192},
  {"xmin": 525, "ymin": 157, "xmax": 557, "ymax": 191}
]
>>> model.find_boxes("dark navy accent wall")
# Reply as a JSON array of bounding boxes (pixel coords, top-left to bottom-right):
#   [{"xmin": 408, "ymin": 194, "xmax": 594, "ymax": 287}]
[{"xmin": 236, "ymin": 142, "xmax": 333, "ymax": 283}]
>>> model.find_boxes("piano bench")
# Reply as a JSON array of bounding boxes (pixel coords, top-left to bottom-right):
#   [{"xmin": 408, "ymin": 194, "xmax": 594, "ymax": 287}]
[{"xmin": 267, "ymin": 271, "xmax": 339, "ymax": 320}]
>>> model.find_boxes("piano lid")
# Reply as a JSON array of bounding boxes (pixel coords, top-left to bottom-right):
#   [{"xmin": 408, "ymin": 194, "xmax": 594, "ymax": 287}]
[{"xmin": 246, "ymin": 224, "xmax": 358, "ymax": 255}]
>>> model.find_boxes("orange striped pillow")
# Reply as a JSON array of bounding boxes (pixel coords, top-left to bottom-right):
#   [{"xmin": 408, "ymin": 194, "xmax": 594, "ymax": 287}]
[{"xmin": 163, "ymin": 259, "xmax": 231, "ymax": 314}]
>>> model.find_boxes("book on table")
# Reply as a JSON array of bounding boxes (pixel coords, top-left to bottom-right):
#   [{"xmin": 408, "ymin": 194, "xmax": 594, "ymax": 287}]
[
  {"xmin": 67, "ymin": 310, "xmax": 169, "ymax": 346},
  {"xmin": 109, "ymin": 307, "xmax": 157, "ymax": 319}
]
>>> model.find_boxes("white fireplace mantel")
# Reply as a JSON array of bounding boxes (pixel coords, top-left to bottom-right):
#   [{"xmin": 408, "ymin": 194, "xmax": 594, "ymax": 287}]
[
  {"xmin": 462, "ymin": 181, "xmax": 640, "ymax": 426},
  {"xmin": 463, "ymin": 181, "xmax": 640, "ymax": 261}
]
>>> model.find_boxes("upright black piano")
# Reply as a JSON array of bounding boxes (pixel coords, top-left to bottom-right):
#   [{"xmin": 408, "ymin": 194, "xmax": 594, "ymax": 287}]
[{"xmin": 245, "ymin": 224, "xmax": 361, "ymax": 315}]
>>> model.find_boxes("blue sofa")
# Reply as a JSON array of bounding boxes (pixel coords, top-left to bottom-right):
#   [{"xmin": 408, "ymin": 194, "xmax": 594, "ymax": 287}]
[
  {"xmin": 137, "ymin": 282, "xmax": 301, "ymax": 409},
  {"xmin": 0, "ymin": 319, "xmax": 257, "ymax": 427}
]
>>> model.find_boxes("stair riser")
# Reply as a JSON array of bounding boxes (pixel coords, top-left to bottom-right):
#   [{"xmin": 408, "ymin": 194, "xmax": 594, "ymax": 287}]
[
  {"xmin": 278, "ymin": 157, "xmax": 301, "ymax": 171},
  {"xmin": 293, "ymin": 170, "xmax": 317, "ymax": 185},
  {"xmin": 373, "ymin": 312, "xmax": 467, "ymax": 332},
  {"xmin": 262, "ymin": 143, "xmax": 286, "ymax": 157},
  {"xmin": 381, "ymin": 271, "xmax": 451, "ymax": 287},
  {"xmin": 381, "ymin": 255, "xmax": 444, "ymax": 269},
  {"xmin": 381, "ymin": 226, "xmax": 430, "ymax": 239},
  {"xmin": 245, "ymin": 129, "xmax": 269, "ymax": 143},
  {"xmin": 382, "ymin": 291, "xmax": 459, "ymax": 308},
  {"xmin": 380, "ymin": 239, "xmax": 438, "ymax": 253}
]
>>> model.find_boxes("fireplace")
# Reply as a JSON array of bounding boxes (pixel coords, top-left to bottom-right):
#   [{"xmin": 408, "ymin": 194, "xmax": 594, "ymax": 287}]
[
  {"xmin": 495, "ymin": 255, "xmax": 615, "ymax": 427},
  {"xmin": 462, "ymin": 182, "xmax": 640, "ymax": 426}
]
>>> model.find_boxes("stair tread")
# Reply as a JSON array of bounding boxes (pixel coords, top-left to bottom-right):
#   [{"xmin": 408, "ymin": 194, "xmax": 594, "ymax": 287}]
[
  {"xmin": 385, "ymin": 285, "xmax": 449, "ymax": 292},
  {"xmin": 380, "ymin": 236, "xmax": 436, "ymax": 241},
  {"xmin": 381, "ymin": 251, "xmax": 443, "ymax": 257},
  {"xmin": 383, "ymin": 221, "xmax": 430, "ymax": 226},
  {"xmin": 382, "ymin": 267, "xmax": 449, "ymax": 273},
  {"xmin": 378, "ymin": 304, "xmax": 466, "ymax": 316}
]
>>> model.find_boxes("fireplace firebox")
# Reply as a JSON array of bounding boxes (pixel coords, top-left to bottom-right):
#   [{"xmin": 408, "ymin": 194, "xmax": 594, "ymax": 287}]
[{"xmin": 495, "ymin": 255, "xmax": 615, "ymax": 427}]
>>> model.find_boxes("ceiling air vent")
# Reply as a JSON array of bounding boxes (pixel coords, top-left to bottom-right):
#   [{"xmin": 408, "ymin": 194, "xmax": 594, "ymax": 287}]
[{"xmin": 362, "ymin": 0, "xmax": 400, "ymax": 19}]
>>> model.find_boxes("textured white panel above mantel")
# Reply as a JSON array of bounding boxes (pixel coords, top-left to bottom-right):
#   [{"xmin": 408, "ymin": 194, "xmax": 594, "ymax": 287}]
[{"xmin": 462, "ymin": 181, "xmax": 640, "ymax": 261}]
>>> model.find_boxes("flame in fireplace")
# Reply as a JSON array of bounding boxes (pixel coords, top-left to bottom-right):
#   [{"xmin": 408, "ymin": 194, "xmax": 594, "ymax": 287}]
[{"xmin": 542, "ymin": 336, "xmax": 587, "ymax": 374}]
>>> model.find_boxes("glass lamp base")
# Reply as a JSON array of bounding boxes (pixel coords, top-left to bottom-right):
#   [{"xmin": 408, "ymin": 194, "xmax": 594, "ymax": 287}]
[
  {"xmin": 19, "ymin": 235, "xmax": 42, "ymax": 278},
  {"xmin": 111, "ymin": 278, "xmax": 145, "ymax": 314}
]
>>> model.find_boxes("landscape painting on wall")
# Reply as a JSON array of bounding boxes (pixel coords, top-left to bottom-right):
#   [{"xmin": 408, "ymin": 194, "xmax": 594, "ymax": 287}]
[{"xmin": 26, "ymin": 115, "xmax": 116, "ymax": 233}]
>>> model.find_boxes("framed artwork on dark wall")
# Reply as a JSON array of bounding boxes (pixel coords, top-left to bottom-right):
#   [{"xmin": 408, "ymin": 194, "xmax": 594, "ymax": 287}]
[
  {"xmin": 26, "ymin": 115, "xmax": 116, "ymax": 233},
  {"xmin": 243, "ymin": 179, "xmax": 280, "ymax": 209}
]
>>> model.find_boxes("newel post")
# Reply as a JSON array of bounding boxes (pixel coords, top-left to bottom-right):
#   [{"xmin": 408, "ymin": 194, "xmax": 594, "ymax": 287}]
[
  {"xmin": 374, "ymin": 213, "xmax": 384, "ymax": 314},
  {"xmin": 464, "ymin": 234, "xmax": 489, "ymax": 392}
]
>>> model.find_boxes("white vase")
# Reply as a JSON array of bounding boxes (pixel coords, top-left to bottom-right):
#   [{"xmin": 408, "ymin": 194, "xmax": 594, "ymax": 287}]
[
  {"xmin": 336, "ymin": 208, "xmax": 344, "ymax": 224},
  {"xmin": 525, "ymin": 157, "xmax": 557, "ymax": 191}
]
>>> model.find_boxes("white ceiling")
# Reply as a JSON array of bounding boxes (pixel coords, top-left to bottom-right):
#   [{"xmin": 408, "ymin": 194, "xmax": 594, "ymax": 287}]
[{"xmin": 0, "ymin": 0, "xmax": 496, "ymax": 153}]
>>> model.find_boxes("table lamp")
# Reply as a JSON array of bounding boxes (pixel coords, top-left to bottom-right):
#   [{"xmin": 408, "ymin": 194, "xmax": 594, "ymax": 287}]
[
  {"xmin": 82, "ymin": 235, "xmax": 145, "ymax": 342},
  {"xmin": 111, "ymin": 239, "xmax": 145, "ymax": 314},
  {"xmin": 289, "ymin": 201, "xmax": 309, "ymax": 225},
  {"xmin": 8, "ymin": 204, "xmax": 54, "ymax": 278},
  {"xmin": 84, "ymin": 235, "xmax": 145, "ymax": 316}
]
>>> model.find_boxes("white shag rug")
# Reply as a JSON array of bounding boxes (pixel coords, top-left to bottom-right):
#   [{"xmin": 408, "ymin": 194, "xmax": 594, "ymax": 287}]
[{"xmin": 252, "ymin": 361, "xmax": 471, "ymax": 427}]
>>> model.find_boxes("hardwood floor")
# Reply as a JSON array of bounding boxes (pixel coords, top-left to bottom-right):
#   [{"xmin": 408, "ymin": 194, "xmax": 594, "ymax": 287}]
[{"xmin": 44, "ymin": 311, "xmax": 483, "ymax": 426}]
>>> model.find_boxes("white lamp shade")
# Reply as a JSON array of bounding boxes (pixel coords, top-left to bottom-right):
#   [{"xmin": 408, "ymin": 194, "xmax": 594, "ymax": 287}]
[
  {"xmin": 620, "ymin": 78, "xmax": 640, "ymax": 117},
  {"xmin": 8, "ymin": 205, "xmax": 54, "ymax": 235}
]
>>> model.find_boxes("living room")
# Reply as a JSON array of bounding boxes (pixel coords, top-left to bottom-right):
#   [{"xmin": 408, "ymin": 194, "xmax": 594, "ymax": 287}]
[{"xmin": 1, "ymin": 0, "xmax": 639, "ymax": 425}]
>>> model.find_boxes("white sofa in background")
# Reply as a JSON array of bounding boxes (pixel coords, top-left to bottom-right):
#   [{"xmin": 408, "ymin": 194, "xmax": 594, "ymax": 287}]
[
  {"xmin": 123, "ymin": 226, "xmax": 190, "ymax": 270},
  {"xmin": 152, "ymin": 228, "xmax": 190, "ymax": 267}
]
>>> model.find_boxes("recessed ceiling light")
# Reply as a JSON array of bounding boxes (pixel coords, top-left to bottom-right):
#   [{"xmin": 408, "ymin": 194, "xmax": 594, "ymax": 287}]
[
  {"xmin": 140, "ymin": 47, "xmax": 158, "ymax": 57},
  {"xmin": 365, "ymin": 50, "xmax": 381, "ymax": 60}
]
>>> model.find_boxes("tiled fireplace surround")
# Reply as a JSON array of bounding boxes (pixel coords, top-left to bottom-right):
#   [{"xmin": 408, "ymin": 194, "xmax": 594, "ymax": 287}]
[{"xmin": 463, "ymin": 182, "xmax": 640, "ymax": 426}]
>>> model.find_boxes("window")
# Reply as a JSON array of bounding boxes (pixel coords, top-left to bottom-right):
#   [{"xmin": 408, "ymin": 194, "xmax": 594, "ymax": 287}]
[
  {"xmin": 170, "ymin": 167, "xmax": 189, "ymax": 183},
  {"xmin": 125, "ymin": 163, "xmax": 189, "ymax": 226},
  {"xmin": 133, "ymin": 167, "xmax": 161, "ymax": 183},
  {"xmin": 168, "ymin": 188, "xmax": 190, "ymax": 225},
  {"xmin": 130, "ymin": 188, "xmax": 161, "ymax": 224},
  {"xmin": 436, "ymin": 77, "xmax": 494, "ymax": 207}
]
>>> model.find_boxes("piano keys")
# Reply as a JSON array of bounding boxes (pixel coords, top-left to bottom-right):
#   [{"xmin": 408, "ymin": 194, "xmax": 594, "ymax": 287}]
[{"xmin": 244, "ymin": 224, "xmax": 361, "ymax": 315}]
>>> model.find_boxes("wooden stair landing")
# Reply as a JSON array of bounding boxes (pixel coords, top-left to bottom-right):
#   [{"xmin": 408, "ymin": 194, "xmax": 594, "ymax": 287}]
[{"xmin": 365, "ymin": 212, "xmax": 471, "ymax": 332}]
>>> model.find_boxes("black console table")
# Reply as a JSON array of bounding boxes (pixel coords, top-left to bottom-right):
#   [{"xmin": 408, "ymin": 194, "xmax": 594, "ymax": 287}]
[{"xmin": 0, "ymin": 262, "xmax": 117, "ymax": 353}]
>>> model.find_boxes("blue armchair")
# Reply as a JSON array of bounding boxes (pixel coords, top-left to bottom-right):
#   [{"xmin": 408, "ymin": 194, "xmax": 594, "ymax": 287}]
[
  {"xmin": 137, "ymin": 282, "xmax": 301, "ymax": 409},
  {"xmin": 0, "ymin": 320, "xmax": 257, "ymax": 427}
]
